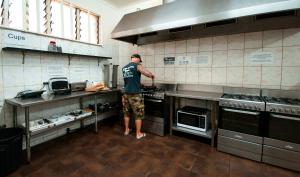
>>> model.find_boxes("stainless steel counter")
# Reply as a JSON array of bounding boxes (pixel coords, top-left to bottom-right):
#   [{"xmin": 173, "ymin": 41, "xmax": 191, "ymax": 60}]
[
  {"xmin": 5, "ymin": 89, "xmax": 121, "ymax": 163},
  {"xmin": 6, "ymin": 89, "xmax": 121, "ymax": 107},
  {"xmin": 166, "ymin": 90, "xmax": 222, "ymax": 101}
]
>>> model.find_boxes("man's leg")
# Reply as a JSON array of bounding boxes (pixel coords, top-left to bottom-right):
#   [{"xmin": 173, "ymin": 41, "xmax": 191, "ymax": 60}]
[
  {"xmin": 135, "ymin": 119, "xmax": 142, "ymax": 137},
  {"xmin": 124, "ymin": 116, "xmax": 130, "ymax": 134},
  {"xmin": 122, "ymin": 95, "xmax": 131, "ymax": 135}
]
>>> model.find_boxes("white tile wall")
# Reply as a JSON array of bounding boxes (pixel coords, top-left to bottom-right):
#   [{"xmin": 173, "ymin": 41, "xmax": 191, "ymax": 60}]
[
  {"xmin": 117, "ymin": 28, "xmax": 300, "ymax": 91},
  {"xmin": 283, "ymin": 28, "xmax": 300, "ymax": 46},
  {"xmin": 228, "ymin": 34, "xmax": 244, "ymax": 50},
  {"xmin": 245, "ymin": 32, "xmax": 263, "ymax": 49},
  {"xmin": 283, "ymin": 46, "xmax": 300, "ymax": 66},
  {"xmin": 263, "ymin": 30, "xmax": 282, "ymax": 48},
  {"xmin": 213, "ymin": 36, "xmax": 228, "ymax": 51},
  {"xmin": 212, "ymin": 67, "xmax": 226, "ymax": 85}
]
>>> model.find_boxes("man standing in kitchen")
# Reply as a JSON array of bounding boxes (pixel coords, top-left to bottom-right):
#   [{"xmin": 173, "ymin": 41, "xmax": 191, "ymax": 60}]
[{"xmin": 122, "ymin": 54, "xmax": 155, "ymax": 139}]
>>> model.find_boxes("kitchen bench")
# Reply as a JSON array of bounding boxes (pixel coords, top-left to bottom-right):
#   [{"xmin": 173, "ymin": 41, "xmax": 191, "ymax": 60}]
[
  {"xmin": 165, "ymin": 90, "xmax": 223, "ymax": 147},
  {"xmin": 5, "ymin": 89, "xmax": 121, "ymax": 162}
]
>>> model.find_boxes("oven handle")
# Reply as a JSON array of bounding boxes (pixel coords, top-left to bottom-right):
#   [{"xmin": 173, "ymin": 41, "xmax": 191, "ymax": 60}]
[
  {"xmin": 270, "ymin": 114, "xmax": 300, "ymax": 121},
  {"xmin": 144, "ymin": 98, "xmax": 163, "ymax": 103},
  {"xmin": 223, "ymin": 108, "xmax": 260, "ymax": 115}
]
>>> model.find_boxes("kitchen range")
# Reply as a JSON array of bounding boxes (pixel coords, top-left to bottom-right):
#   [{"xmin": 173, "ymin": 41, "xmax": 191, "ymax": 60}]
[
  {"xmin": 217, "ymin": 90, "xmax": 300, "ymax": 172},
  {"xmin": 140, "ymin": 84, "xmax": 176, "ymax": 136}
]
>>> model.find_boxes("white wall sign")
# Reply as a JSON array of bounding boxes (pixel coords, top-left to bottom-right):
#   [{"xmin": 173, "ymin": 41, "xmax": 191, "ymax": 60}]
[
  {"xmin": 3, "ymin": 31, "xmax": 27, "ymax": 46},
  {"xmin": 48, "ymin": 66, "xmax": 67, "ymax": 79},
  {"xmin": 194, "ymin": 55, "xmax": 209, "ymax": 64},
  {"xmin": 249, "ymin": 52, "xmax": 274, "ymax": 64}
]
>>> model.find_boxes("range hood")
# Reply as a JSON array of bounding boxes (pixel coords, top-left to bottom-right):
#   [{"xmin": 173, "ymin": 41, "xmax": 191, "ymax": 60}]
[{"xmin": 112, "ymin": 0, "xmax": 300, "ymax": 45}]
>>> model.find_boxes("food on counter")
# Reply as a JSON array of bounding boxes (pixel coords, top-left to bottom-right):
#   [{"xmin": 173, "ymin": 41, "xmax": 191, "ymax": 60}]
[{"xmin": 85, "ymin": 82, "xmax": 109, "ymax": 92}]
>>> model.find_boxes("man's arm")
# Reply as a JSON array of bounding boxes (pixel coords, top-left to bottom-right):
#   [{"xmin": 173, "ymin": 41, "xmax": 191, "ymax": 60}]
[{"xmin": 137, "ymin": 64, "xmax": 155, "ymax": 79}]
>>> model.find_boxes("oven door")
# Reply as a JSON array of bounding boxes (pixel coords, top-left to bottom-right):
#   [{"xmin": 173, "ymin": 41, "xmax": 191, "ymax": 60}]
[
  {"xmin": 219, "ymin": 107, "xmax": 262, "ymax": 136},
  {"xmin": 267, "ymin": 113, "xmax": 300, "ymax": 144},
  {"xmin": 144, "ymin": 98, "xmax": 164, "ymax": 118}
]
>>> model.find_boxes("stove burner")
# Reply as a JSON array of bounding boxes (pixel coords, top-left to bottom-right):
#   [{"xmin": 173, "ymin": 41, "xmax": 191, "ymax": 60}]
[
  {"xmin": 264, "ymin": 96, "xmax": 300, "ymax": 106},
  {"xmin": 222, "ymin": 94, "xmax": 263, "ymax": 102}
]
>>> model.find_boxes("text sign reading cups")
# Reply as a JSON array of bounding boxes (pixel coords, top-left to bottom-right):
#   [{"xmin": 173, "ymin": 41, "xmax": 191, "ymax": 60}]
[{"xmin": 3, "ymin": 31, "xmax": 26, "ymax": 46}]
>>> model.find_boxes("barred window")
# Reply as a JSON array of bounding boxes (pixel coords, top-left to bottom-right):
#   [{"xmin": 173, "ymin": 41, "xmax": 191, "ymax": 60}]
[
  {"xmin": 63, "ymin": 3, "xmax": 76, "ymax": 40},
  {"xmin": 89, "ymin": 14, "xmax": 99, "ymax": 44},
  {"xmin": 0, "ymin": 0, "xmax": 4, "ymax": 25},
  {"xmin": 28, "ymin": 0, "xmax": 38, "ymax": 32},
  {"xmin": 8, "ymin": 0, "xmax": 23, "ymax": 30},
  {"xmin": 79, "ymin": 10, "xmax": 89, "ymax": 43},
  {"xmin": 51, "ymin": 0, "xmax": 62, "ymax": 37},
  {"xmin": 39, "ymin": 0, "xmax": 46, "ymax": 33},
  {"xmin": 1, "ymin": 0, "xmax": 101, "ymax": 44}
]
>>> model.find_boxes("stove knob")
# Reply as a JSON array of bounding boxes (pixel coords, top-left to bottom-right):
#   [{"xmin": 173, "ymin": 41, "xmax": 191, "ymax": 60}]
[
  {"xmin": 285, "ymin": 109, "xmax": 289, "ymax": 113},
  {"xmin": 291, "ymin": 109, "xmax": 295, "ymax": 113},
  {"xmin": 278, "ymin": 108, "xmax": 282, "ymax": 112}
]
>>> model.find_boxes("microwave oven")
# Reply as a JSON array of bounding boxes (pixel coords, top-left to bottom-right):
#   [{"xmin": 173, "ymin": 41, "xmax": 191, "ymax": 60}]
[{"xmin": 176, "ymin": 106, "xmax": 210, "ymax": 132}]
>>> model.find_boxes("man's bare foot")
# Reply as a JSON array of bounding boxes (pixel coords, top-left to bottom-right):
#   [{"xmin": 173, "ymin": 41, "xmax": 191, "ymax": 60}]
[
  {"xmin": 136, "ymin": 133, "xmax": 146, "ymax": 139},
  {"xmin": 124, "ymin": 129, "xmax": 131, "ymax": 136}
]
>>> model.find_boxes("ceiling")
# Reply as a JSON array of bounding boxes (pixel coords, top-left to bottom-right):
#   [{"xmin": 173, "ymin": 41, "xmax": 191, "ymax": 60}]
[{"xmin": 105, "ymin": 0, "xmax": 150, "ymax": 7}]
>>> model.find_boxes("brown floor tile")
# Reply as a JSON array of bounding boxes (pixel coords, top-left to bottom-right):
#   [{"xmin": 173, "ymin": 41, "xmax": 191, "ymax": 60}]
[{"xmin": 6, "ymin": 123, "xmax": 300, "ymax": 177}]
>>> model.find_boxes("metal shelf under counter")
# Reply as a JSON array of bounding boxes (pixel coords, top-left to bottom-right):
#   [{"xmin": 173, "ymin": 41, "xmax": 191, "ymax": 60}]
[{"xmin": 172, "ymin": 126, "xmax": 212, "ymax": 139}]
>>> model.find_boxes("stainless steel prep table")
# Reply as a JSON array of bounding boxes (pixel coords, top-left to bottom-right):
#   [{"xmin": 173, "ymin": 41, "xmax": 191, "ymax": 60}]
[
  {"xmin": 5, "ymin": 89, "xmax": 121, "ymax": 162},
  {"xmin": 166, "ymin": 90, "xmax": 222, "ymax": 147}
]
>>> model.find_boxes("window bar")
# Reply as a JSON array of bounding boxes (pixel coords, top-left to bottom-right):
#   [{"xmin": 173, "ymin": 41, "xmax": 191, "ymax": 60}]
[
  {"xmin": 24, "ymin": 0, "xmax": 29, "ymax": 30},
  {"xmin": 36, "ymin": 0, "xmax": 40, "ymax": 33},
  {"xmin": 44, "ymin": 0, "xmax": 51, "ymax": 34},
  {"xmin": 75, "ymin": 8, "xmax": 80, "ymax": 40},
  {"xmin": 60, "ymin": 0, "xmax": 63, "ymax": 37},
  {"xmin": 98, "ymin": 16, "xmax": 102, "ymax": 45}
]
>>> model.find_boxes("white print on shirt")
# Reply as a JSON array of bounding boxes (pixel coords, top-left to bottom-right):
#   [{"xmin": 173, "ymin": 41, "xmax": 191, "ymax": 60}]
[{"xmin": 122, "ymin": 65, "xmax": 135, "ymax": 78}]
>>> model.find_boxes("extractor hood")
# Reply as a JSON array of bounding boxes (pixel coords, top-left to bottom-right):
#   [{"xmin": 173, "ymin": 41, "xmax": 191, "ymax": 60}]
[{"xmin": 112, "ymin": 0, "xmax": 300, "ymax": 45}]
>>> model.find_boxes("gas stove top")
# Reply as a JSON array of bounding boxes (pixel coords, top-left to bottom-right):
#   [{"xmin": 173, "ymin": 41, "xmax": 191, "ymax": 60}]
[
  {"xmin": 264, "ymin": 96, "xmax": 300, "ymax": 115},
  {"xmin": 219, "ymin": 94, "xmax": 265, "ymax": 111},
  {"xmin": 141, "ymin": 87, "xmax": 165, "ymax": 100}
]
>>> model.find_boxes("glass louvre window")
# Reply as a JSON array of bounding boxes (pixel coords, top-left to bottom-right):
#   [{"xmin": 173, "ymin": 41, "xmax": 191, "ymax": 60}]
[
  {"xmin": 89, "ymin": 14, "xmax": 98, "ymax": 44},
  {"xmin": 8, "ymin": 0, "xmax": 23, "ymax": 30},
  {"xmin": 0, "ymin": 0, "xmax": 3, "ymax": 25},
  {"xmin": 51, "ymin": 0, "xmax": 62, "ymax": 37},
  {"xmin": 80, "ymin": 10, "xmax": 89, "ymax": 42},
  {"xmin": 63, "ymin": 3, "xmax": 76, "ymax": 39},
  {"xmin": 39, "ymin": 0, "xmax": 46, "ymax": 33},
  {"xmin": 28, "ymin": 0, "xmax": 37, "ymax": 32}
]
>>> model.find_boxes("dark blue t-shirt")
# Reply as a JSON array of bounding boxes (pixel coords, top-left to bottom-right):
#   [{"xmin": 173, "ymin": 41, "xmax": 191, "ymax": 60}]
[{"xmin": 122, "ymin": 62, "xmax": 141, "ymax": 94}]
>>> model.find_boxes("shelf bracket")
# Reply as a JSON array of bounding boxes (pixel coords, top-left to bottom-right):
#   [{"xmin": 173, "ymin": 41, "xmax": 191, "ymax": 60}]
[
  {"xmin": 98, "ymin": 58, "xmax": 100, "ymax": 67},
  {"xmin": 22, "ymin": 51, "xmax": 26, "ymax": 64},
  {"xmin": 68, "ymin": 55, "xmax": 71, "ymax": 66}
]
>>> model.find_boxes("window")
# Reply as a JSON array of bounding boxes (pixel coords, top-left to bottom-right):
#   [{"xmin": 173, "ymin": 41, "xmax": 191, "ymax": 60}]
[
  {"xmin": 39, "ymin": 0, "xmax": 46, "ymax": 33},
  {"xmin": 79, "ymin": 10, "xmax": 89, "ymax": 43},
  {"xmin": 51, "ymin": 0, "xmax": 62, "ymax": 37},
  {"xmin": 89, "ymin": 14, "xmax": 99, "ymax": 44},
  {"xmin": 8, "ymin": 0, "xmax": 23, "ymax": 30},
  {"xmin": 0, "ymin": 0, "xmax": 4, "ymax": 25},
  {"xmin": 1, "ymin": 0, "xmax": 101, "ymax": 44},
  {"xmin": 28, "ymin": 0, "xmax": 37, "ymax": 32},
  {"xmin": 63, "ymin": 3, "xmax": 76, "ymax": 40}
]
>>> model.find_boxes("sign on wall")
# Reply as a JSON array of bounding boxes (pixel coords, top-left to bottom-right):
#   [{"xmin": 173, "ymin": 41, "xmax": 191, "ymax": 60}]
[
  {"xmin": 3, "ymin": 31, "xmax": 27, "ymax": 46},
  {"xmin": 249, "ymin": 52, "xmax": 274, "ymax": 64}
]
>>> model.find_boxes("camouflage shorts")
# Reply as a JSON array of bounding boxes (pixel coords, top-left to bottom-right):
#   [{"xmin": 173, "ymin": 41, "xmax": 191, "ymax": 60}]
[{"xmin": 123, "ymin": 94, "xmax": 144, "ymax": 120}]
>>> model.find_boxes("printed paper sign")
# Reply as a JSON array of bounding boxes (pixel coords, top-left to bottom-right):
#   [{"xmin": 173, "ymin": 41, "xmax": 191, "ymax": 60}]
[
  {"xmin": 48, "ymin": 65, "xmax": 67, "ymax": 79},
  {"xmin": 194, "ymin": 55, "xmax": 209, "ymax": 64},
  {"xmin": 249, "ymin": 52, "xmax": 274, "ymax": 64}
]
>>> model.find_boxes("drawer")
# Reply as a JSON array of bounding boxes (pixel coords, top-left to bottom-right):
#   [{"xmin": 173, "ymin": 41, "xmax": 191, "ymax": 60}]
[
  {"xmin": 262, "ymin": 155, "xmax": 300, "ymax": 172},
  {"xmin": 218, "ymin": 135, "xmax": 262, "ymax": 154},
  {"xmin": 264, "ymin": 138, "xmax": 300, "ymax": 153},
  {"xmin": 218, "ymin": 128, "xmax": 262, "ymax": 144},
  {"xmin": 218, "ymin": 144, "xmax": 262, "ymax": 162},
  {"xmin": 263, "ymin": 145, "xmax": 300, "ymax": 163},
  {"xmin": 143, "ymin": 119, "xmax": 164, "ymax": 136}
]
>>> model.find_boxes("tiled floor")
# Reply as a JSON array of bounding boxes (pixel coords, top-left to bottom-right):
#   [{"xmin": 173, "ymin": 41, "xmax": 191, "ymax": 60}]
[{"xmin": 8, "ymin": 123, "xmax": 300, "ymax": 177}]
